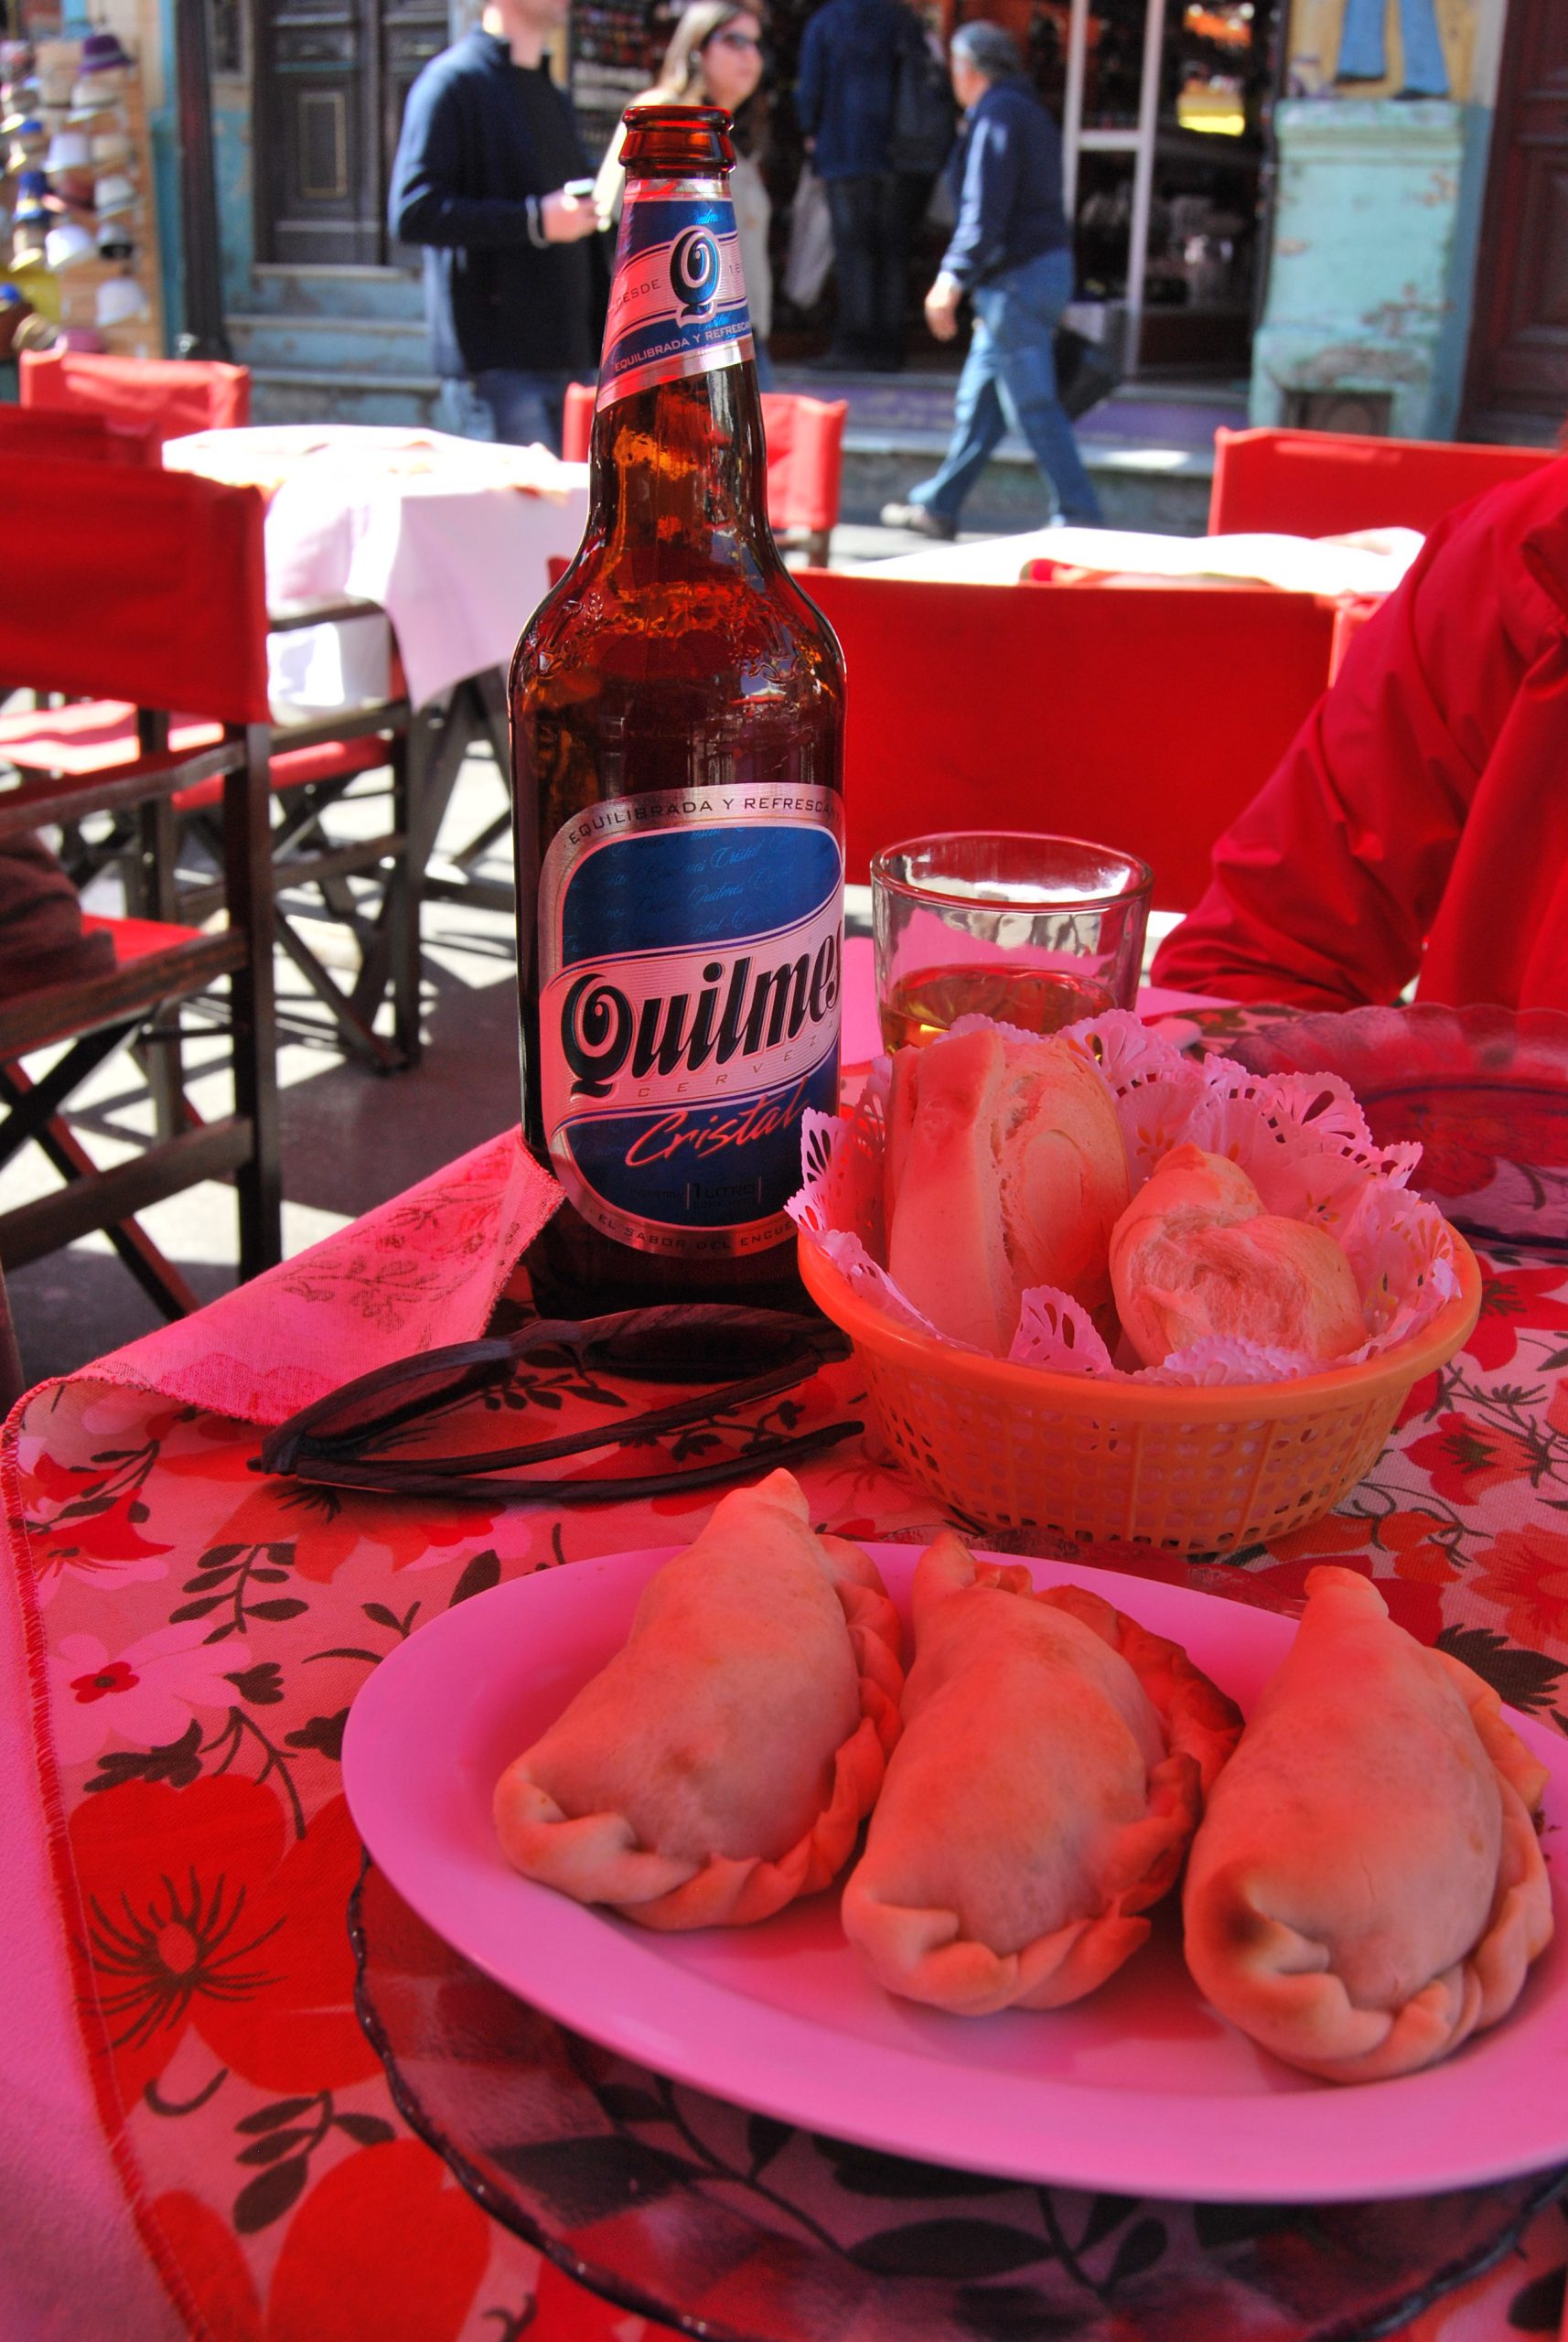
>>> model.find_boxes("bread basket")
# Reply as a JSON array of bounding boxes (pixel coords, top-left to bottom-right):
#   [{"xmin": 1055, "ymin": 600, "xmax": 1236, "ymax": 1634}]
[{"xmin": 800, "ymin": 1231, "xmax": 1482, "ymax": 1555}]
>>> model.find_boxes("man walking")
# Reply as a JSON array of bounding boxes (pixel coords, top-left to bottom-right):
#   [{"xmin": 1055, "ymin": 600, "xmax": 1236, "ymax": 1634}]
[
  {"xmin": 796, "ymin": 0, "xmax": 927, "ymax": 371},
  {"xmin": 389, "ymin": 0, "xmax": 599, "ymax": 452},
  {"xmin": 881, "ymin": 20, "xmax": 1101, "ymax": 539}
]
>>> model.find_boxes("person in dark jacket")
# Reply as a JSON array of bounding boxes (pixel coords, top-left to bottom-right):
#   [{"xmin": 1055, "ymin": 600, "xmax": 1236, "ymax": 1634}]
[
  {"xmin": 388, "ymin": 0, "xmax": 598, "ymax": 452},
  {"xmin": 881, "ymin": 20, "xmax": 1101, "ymax": 537},
  {"xmin": 796, "ymin": 0, "xmax": 926, "ymax": 370}
]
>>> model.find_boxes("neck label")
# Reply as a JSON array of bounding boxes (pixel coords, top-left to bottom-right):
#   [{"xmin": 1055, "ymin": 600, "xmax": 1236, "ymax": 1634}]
[{"xmin": 597, "ymin": 183, "xmax": 754, "ymax": 409}]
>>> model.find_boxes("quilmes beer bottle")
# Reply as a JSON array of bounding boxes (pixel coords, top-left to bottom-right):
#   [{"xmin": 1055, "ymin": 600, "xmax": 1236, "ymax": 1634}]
[{"xmin": 511, "ymin": 104, "xmax": 845, "ymax": 1310}]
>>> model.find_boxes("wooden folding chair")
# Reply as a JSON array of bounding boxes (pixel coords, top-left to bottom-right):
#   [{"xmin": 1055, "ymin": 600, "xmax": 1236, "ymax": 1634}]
[
  {"xmin": 0, "ymin": 446, "xmax": 420, "ymax": 1075},
  {"xmin": 0, "ymin": 459, "xmax": 280, "ymax": 1309}
]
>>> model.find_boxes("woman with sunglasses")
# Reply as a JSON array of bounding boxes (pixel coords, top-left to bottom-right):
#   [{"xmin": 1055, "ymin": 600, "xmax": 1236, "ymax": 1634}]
[{"xmin": 593, "ymin": 1, "xmax": 776, "ymax": 384}]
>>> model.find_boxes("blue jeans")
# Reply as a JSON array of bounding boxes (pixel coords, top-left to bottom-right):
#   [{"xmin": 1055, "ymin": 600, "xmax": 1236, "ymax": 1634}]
[
  {"xmin": 1336, "ymin": 0, "xmax": 1448, "ymax": 94},
  {"xmin": 443, "ymin": 369, "xmax": 578, "ymax": 454},
  {"xmin": 910, "ymin": 247, "xmax": 1102, "ymax": 526}
]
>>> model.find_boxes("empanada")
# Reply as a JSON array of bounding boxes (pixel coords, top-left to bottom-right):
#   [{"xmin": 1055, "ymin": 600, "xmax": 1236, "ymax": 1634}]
[
  {"xmin": 840, "ymin": 1533, "xmax": 1242, "ymax": 2012},
  {"xmin": 493, "ymin": 1470, "xmax": 904, "ymax": 1928},
  {"xmin": 884, "ymin": 1023, "xmax": 1130, "ymax": 1353},
  {"xmin": 1111, "ymin": 1143, "xmax": 1364, "ymax": 1367},
  {"xmin": 1182, "ymin": 1565, "xmax": 1553, "ymax": 2081}
]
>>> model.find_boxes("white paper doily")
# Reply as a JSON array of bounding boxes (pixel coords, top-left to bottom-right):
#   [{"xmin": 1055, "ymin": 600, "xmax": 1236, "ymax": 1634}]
[{"xmin": 788, "ymin": 1012, "xmax": 1460, "ymax": 1388}]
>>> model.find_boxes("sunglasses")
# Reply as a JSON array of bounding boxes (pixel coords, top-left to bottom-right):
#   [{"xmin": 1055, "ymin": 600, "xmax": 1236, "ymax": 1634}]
[
  {"xmin": 256, "ymin": 1305, "xmax": 861, "ymax": 1506},
  {"xmin": 709, "ymin": 28, "xmax": 763, "ymax": 49}
]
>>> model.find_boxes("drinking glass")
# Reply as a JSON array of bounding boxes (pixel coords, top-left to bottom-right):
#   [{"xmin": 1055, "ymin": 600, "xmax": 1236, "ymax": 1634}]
[{"xmin": 870, "ymin": 832, "xmax": 1154, "ymax": 1052}]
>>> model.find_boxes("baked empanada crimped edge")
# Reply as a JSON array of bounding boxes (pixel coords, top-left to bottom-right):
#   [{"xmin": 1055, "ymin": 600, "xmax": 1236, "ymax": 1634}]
[
  {"xmin": 494, "ymin": 1552, "xmax": 907, "ymax": 1933},
  {"xmin": 841, "ymin": 1542, "xmax": 1244, "ymax": 2014}
]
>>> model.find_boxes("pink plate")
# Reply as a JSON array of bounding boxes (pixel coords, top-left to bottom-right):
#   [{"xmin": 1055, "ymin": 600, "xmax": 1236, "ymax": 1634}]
[{"xmin": 340, "ymin": 1545, "xmax": 1568, "ymax": 2204}]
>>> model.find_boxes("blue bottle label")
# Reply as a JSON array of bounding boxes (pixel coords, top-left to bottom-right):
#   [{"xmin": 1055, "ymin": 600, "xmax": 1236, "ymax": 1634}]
[
  {"xmin": 597, "ymin": 180, "xmax": 755, "ymax": 412},
  {"xmin": 537, "ymin": 788, "xmax": 843, "ymax": 1256}
]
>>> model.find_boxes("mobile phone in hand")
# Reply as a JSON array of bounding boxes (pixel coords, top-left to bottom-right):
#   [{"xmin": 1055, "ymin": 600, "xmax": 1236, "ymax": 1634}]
[{"xmin": 564, "ymin": 178, "xmax": 596, "ymax": 199}]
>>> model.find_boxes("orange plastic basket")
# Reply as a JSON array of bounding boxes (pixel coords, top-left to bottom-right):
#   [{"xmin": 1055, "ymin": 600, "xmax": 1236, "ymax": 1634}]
[{"xmin": 800, "ymin": 1232, "xmax": 1482, "ymax": 1555}]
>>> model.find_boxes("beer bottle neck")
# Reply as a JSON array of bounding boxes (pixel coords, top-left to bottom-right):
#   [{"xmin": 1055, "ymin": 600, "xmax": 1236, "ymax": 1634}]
[{"xmin": 585, "ymin": 164, "xmax": 772, "ymax": 569}]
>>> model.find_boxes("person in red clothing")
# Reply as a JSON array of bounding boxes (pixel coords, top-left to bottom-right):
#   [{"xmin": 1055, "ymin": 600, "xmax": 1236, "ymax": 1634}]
[{"xmin": 1151, "ymin": 455, "xmax": 1568, "ymax": 1013}]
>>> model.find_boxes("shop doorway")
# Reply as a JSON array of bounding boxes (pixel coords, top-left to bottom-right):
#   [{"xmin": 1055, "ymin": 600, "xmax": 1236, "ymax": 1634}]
[
  {"xmin": 1461, "ymin": 0, "xmax": 1568, "ymax": 445},
  {"xmin": 1051, "ymin": 0, "xmax": 1285, "ymax": 373},
  {"xmin": 253, "ymin": 0, "xmax": 449, "ymax": 265}
]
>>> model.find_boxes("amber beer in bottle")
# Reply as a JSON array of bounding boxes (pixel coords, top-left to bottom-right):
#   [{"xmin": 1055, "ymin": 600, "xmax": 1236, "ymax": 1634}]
[{"xmin": 510, "ymin": 105, "xmax": 845, "ymax": 1310}]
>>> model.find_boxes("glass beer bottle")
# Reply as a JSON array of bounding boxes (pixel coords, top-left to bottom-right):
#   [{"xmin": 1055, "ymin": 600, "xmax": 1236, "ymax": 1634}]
[{"xmin": 511, "ymin": 104, "xmax": 845, "ymax": 1312}]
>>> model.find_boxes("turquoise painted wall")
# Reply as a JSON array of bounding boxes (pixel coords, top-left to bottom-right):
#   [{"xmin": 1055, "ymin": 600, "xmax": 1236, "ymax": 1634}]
[
  {"xmin": 1251, "ymin": 99, "xmax": 1473, "ymax": 438},
  {"xmin": 213, "ymin": 80, "xmax": 254, "ymax": 313}
]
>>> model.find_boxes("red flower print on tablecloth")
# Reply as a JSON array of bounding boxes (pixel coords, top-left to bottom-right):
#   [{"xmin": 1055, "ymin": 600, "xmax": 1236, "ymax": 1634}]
[
  {"xmin": 151, "ymin": 2141, "xmax": 493, "ymax": 2342},
  {"xmin": 1466, "ymin": 1525, "xmax": 1568, "ymax": 1658},
  {"xmin": 200, "ymin": 1475, "xmax": 505, "ymax": 1586},
  {"xmin": 49, "ymin": 1623, "xmax": 243, "ymax": 1765},
  {"xmin": 1379, "ymin": 1509, "xmax": 1462, "ymax": 1585},
  {"xmin": 1464, "ymin": 1261, "xmax": 1568, "ymax": 1372},
  {"xmin": 1262, "ymin": 1515, "xmax": 1374, "ymax": 1566},
  {"xmin": 1378, "ymin": 1092, "xmax": 1568, "ymax": 1202},
  {"xmin": 25, "ymin": 1437, "xmax": 175, "ymax": 1585},
  {"xmin": 1405, "ymin": 1412, "xmax": 1540, "ymax": 1507},
  {"xmin": 1396, "ymin": 1370, "xmax": 1443, "ymax": 1431},
  {"xmin": 1246, "ymin": 1544, "xmax": 1445, "ymax": 1645},
  {"xmin": 532, "ymin": 2254, "xmax": 671, "ymax": 2340},
  {"xmin": 69, "ymin": 1778, "xmax": 379, "ymax": 2111}
]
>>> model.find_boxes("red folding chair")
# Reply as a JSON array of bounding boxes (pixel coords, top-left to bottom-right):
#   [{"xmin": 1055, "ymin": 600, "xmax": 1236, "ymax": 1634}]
[
  {"xmin": 18, "ymin": 349, "xmax": 251, "ymax": 450},
  {"xmin": 0, "ymin": 403, "xmax": 158, "ymax": 466},
  {"xmin": 0, "ymin": 457, "xmax": 279, "ymax": 1310},
  {"xmin": 0, "ymin": 430, "xmax": 420, "ymax": 1072},
  {"xmin": 1208, "ymin": 427, "xmax": 1553, "ymax": 540},
  {"xmin": 798, "ymin": 570, "xmax": 1337, "ymax": 907},
  {"xmin": 562, "ymin": 382, "xmax": 848, "ymax": 564}
]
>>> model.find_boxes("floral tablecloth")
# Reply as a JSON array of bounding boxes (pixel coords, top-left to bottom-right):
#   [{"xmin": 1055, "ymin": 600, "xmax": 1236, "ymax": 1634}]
[{"xmin": 6, "ymin": 1123, "xmax": 1568, "ymax": 2342}]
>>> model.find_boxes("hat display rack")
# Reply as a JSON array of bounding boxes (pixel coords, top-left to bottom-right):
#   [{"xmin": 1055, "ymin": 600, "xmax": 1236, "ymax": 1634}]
[{"xmin": 1, "ymin": 29, "xmax": 165, "ymax": 359}]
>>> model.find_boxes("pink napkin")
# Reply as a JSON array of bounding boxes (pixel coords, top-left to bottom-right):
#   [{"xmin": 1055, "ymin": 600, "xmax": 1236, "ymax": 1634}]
[{"xmin": 91, "ymin": 1128, "xmax": 561, "ymax": 1424}]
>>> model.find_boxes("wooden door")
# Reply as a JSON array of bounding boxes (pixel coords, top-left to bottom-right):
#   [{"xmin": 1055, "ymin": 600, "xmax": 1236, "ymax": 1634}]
[
  {"xmin": 1462, "ymin": 0, "xmax": 1568, "ymax": 443},
  {"xmin": 257, "ymin": 0, "xmax": 447, "ymax": 266}
]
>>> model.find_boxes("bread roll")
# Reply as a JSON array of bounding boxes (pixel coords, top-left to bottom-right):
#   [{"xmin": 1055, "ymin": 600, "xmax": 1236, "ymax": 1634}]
[
  {"xmin": 1111, "ymin": 1142, "xmax": 1364, "ymax": 1367},
  {"xmin": 885, "ymin": 1024, "xmax": 1130, "ymax": 1352}
]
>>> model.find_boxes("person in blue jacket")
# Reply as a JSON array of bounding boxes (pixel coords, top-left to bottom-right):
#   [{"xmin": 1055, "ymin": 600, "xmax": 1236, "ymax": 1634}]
[
  {"xmin": 881, "ymin": 19, "xmax": 1101, "ymax": 538},
  {"xmin": 388, "ymin": 0, "xmax": 599, "ymax": 452},
  {"xmin": 795, "ymin": 0, "xmax": 927, "ymax": 371}
]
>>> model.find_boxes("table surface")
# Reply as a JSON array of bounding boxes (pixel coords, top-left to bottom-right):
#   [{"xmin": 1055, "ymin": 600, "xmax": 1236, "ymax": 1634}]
[
  {"xmin": 5, "ymin": 1011, "xmax": 1568, "ymax": 2342},
  {"xmin": 163, "ymin": 424, "xmax": 591, "ymax": 711}
]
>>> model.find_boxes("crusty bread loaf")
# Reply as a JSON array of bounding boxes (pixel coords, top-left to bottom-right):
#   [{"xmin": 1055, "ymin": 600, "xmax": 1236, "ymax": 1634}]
[{"xmin": 885, "ymin": 1025, "xmax": 1130, "ymax": 1353}]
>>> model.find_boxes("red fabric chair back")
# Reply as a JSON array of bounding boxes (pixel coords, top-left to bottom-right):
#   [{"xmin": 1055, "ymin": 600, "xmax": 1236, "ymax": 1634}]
[
  {"xmin": 0, "ymin": 458, "xmax": 271, "ymax": 723},
  {"xmin": 1208, "ymin": 426, "xmax": 1553, "ymax": 540},
  {"xmin": 799, "ymin": 572, "xmax": 1337, "ymax": 908},
  {"xmin": 18, "ymin": 350, "xmax": 252, "ymax": 448},
  {"xmin": 0, "ymin": 403, "xmax": 158, "ymax": 467},
  {"xmin": 560, "ymin": 383, "xmax": 846, "ymax": 536}
]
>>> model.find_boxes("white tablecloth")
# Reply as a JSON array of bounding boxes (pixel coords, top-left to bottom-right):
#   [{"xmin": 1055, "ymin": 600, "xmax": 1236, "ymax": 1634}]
[
  {"xmin": 868, "ymin": 522, "xmax": 1425, "ymax": 597},
  {"xmin": 164, "ymin": 425, "xmax": 591, "ymax": 709}
]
